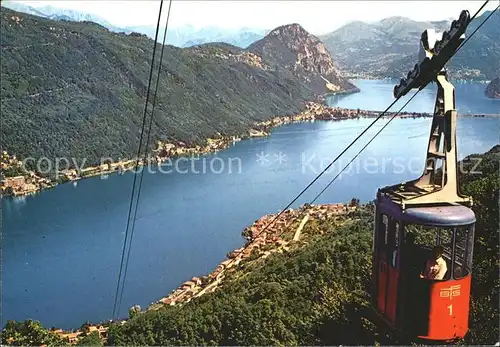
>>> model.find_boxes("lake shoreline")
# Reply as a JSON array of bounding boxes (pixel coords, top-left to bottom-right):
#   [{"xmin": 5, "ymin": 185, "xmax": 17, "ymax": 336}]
[
  {"xmin": 146, "ymin": 202, "xmax": 356, "ymax": 311},
  {"xmin": 1, "ymin": 101, "xmax": 497, "ymax": 198},
  {"xmin": 33, "ymin": 202, "xmax": 357, "ymax": 342}
]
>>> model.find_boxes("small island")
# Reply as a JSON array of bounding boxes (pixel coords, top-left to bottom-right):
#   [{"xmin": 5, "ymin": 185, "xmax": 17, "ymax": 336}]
[{"xmin": 485, "ymin": 77, "xmax": 500, "ymax": 99}]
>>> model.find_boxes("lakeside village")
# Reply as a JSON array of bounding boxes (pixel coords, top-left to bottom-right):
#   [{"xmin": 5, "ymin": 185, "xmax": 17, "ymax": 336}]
[
  {"xmin": 1, "ymin": 103, "xmax": 493, "ymax": 197},
  {"xmin": 10, "ymin": 202, "xmax": 357, "ymax": 345},
  {"xmin": 148, "ymin": 202, "xmax": 356, "ymax": 308}
]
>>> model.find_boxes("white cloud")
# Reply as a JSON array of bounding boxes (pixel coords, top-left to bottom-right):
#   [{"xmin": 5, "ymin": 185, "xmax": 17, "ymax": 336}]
[{"xmin": 11, "ymin": 0, "xmax": 498, "ymax": 34}]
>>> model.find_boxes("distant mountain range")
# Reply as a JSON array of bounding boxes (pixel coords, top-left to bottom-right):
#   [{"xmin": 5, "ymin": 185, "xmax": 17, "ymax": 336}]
[
  {"xmin": 181, "ymin": 30, "xmax": 266, "ymax": 49},
  {"xmin": 2, "ymin": 1, "xmax": 498, "ymax": 79},
  {"xmin": 320, "ymin": 12, "xmax": 500, "ymax": 80},
  {"xmin": 1, "ymin": 1, "xmax": 124, "ymax": 31},
  {"xmin": 125, "ymin": 24, "xmax": 268, "ymax": 48},
  {"xmin": 1, "ymin": 1, "xmax": 267, "ymax": 48}
]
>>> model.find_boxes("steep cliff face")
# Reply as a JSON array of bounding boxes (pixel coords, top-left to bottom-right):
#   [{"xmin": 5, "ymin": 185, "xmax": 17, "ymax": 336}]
[
  {"xmin": 485, "ymin": 77, "xmax": 500, "ymax": 99},
  {"xmin": 247, "ymin": 23, "xmax": 358, "ymax": 94}
]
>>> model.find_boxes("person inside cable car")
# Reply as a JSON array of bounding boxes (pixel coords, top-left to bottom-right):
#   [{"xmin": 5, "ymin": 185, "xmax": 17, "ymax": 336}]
[{"xmin": 420, "ymin": 245, "xmax": 447, "ymax": 280}]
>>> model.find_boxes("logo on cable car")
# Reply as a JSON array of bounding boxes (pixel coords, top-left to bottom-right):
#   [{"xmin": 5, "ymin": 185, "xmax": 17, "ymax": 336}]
[{"xmin": 440, "ymin": 285, "xmax": 461, "ymax": 300}]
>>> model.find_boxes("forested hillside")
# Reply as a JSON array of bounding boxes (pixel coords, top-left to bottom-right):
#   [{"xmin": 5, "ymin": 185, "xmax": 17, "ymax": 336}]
[
  {"xmin": 1, "ymin": 8, "xmax": 357, "ymax": 169},
  {"xmin": 5, "ymin": 146, "xmax": 494, "ymax": 345},
  {"xmin": 1, "ymin": 7, "xmax": 311, "ymax": 168}
]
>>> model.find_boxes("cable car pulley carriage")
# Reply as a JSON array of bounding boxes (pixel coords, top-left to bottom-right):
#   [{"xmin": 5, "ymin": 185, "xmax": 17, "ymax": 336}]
[{"xmin": 371, "ymin": 9, "xmax": 476, "ymax": 342}]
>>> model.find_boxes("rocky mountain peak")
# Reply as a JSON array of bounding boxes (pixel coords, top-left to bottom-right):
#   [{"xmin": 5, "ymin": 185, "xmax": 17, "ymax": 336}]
[
  {"xmin": 268, "ymin": 23, "xmax": 309, "ymax": 38},
  {"xmin": 247, "ymin": 23, "xmax": 358, "ymax": 95}
]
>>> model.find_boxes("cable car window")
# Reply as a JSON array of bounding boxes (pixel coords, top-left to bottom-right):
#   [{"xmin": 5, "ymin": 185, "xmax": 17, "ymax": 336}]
[
  {"xmin": 453, "ymin": 226, "xmax": 474, "ymax": 279},
  {"xmin": 387, "ymin": 219, "xmax": 396, "ymax": 248},
  {"xmin": 406, "ymin": 224, "xmax": 435, "ymax": 247},
  {"xmin": 405, "ymin": 225, "xmax": 452, "ymax": 280},
  {"xmin": 435, "ymin": 228, "xmax": 452, "ymax": 280},
  {"xmin": 377, "ymin": 214, "xmax": 388, "ymax": 250},
  {"xmin": 395, "ymin": 222, "xmax": 400, "ymax": 247},
  {"xmin": 375, "ymin": 214, "xmax": 390, "ymax": 261},
  {"xmin": 467, "ymin": 226, "xmax": 474, "ymax": 270},
  {"xmin": 386, "ymin": 219, "xmax": 398, "ymax": 268},
  {"xmin": 437, "ymin": 228, "xmax": 453, "ymax": 260},
  {"xmin": 382, "ymin": 215, "xmax": 389, "ymax": 245}
]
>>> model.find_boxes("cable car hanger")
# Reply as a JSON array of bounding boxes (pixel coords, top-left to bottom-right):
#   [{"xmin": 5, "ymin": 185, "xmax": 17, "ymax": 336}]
[{"xmin": 380, "ymin": 10, "xmax": 475, "ymax": 210}]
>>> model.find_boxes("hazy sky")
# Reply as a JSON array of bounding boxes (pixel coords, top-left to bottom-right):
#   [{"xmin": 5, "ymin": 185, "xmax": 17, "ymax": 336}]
[{"xmin": 12, "ymin": 0, "xmax": 497, "ymax": 34}]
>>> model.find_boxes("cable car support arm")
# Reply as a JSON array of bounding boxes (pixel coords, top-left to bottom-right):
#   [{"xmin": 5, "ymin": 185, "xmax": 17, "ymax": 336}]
[{"xmin": 378, "ymin": 10, "xmax": 475, "ymax": 209}]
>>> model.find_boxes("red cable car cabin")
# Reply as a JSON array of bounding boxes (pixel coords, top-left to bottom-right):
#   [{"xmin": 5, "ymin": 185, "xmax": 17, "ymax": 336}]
[
  {"xmin": 370, "ymin": 19, "xmax": 477, "ymax": 341},
  {"xmin": 372, "ymin": 197, "xmax": 475, "ymax": 342}
]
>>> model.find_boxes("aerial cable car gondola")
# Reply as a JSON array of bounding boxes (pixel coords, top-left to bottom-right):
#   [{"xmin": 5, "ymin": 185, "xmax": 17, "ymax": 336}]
[{"xmin": 371, "ymin": 9, "xmax": 476, "ymax": 342}]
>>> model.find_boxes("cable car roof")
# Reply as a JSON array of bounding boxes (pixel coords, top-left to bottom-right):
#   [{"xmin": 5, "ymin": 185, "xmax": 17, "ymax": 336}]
[
  {"xmin": 404, "ymin": 205, "xmax": 476, "ymax": 227},
  {"xmin": 377, "ymin": 196, "xmax": 476, "ymax": 227}
]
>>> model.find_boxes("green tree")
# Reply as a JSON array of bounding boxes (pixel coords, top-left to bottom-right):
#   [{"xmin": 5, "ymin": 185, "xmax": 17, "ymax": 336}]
[
  {"xmin": 76, "ymin": 331, "xmax": 102, "ymax": 346},
  {"xmin": 128, "ymin": 305, "xmax": 142, "ymax": 319},
  {"xmin": 1, "ymin": 320, "xmax": 67, "ymax": 346},
  {"xmin": 460, "ymin": 147, "xmax": 499, "ymax": 344}
]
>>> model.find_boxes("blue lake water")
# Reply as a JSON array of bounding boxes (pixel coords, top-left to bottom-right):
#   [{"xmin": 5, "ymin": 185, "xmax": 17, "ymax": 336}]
[
  {"xmin": 2, "ymin": 80, "xmax": 499, "ymax": 329},
  {"xmin": 328, "ymin": 79, "xmax": 500, "ymax": 114}
]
